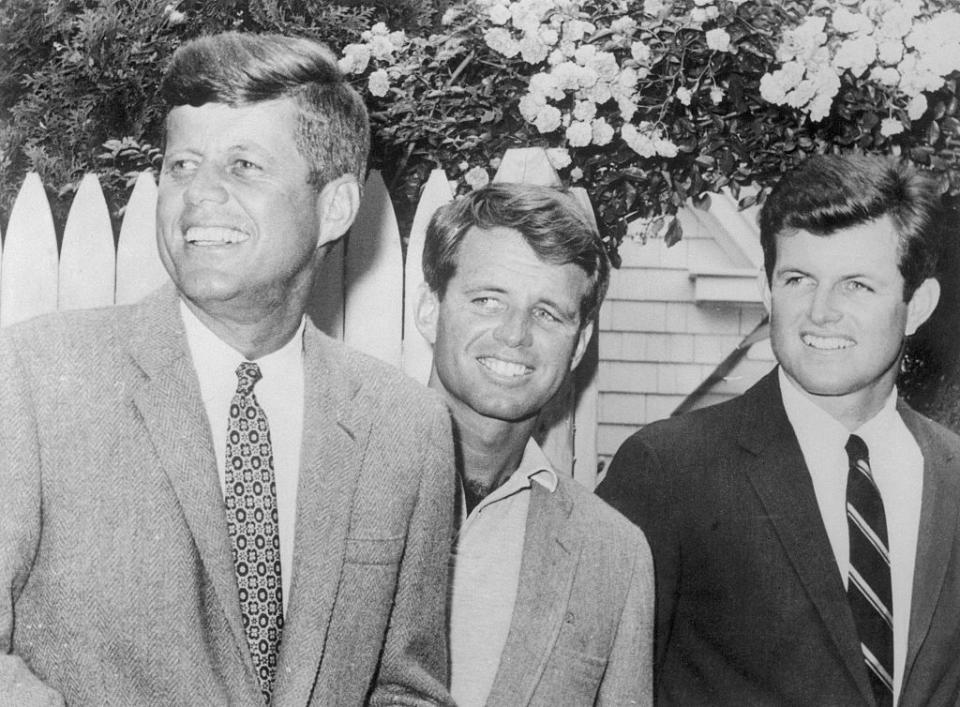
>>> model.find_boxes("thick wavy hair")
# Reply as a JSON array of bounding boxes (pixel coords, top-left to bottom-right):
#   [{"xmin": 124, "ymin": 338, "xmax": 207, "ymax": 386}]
[
  {"xmin": 423, "ymin": 183, "xmax": 610, "ymax": 325},
  {"xmin": 759, "ymin": 153, "xmax": 941, "ymax": 300},
  {"xmin": 160, "ymin": 32, "xmax": 369, "ymax": 190}
]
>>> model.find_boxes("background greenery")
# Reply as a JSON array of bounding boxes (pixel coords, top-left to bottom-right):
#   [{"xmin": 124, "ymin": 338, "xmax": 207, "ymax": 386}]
[{"xmin": 1, "ymin": 0, "xmax": 959, "ymax": 426}]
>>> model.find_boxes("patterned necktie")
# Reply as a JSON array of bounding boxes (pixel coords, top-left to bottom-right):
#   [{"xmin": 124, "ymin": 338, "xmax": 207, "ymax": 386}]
[
  {"xmin": 845, "ymin": 434, "xmax": 893, "ymax": 707},
  {"xmin": 225, "ymin": 362, "xmax": 283, "ymax": 703}
]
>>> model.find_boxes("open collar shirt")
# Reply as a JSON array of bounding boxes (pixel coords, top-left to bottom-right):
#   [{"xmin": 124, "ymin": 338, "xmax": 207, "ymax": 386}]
[
  {"xmin": 180, "ymin": 300, "xmax": 305, "ymax": 611},
  {"xmin": 449, "ymin": 438, "xmax": 558, "ymax": 707},
  {"xmin": 779, "ymin": 367, "xmax": 923, "ymax": 701}
]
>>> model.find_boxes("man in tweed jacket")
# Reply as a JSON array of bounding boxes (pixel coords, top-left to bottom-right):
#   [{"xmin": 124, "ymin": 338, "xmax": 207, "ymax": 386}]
[
  {"xmin": 414, "ymin": 184, "xmax": 654, "ymax": 706},
  {"xmin": 0, "ymin": 33, "xmax": 455, "ymax": 706}
]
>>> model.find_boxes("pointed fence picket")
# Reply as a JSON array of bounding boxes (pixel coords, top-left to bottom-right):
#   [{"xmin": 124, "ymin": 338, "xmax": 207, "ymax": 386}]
[{"xmin": 0, "ymin": 147, "xmax": 601, "ymax": 486}]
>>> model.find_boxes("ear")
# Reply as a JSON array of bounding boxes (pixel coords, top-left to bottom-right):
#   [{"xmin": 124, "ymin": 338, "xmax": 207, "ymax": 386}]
[
  {"xmin": 414, "ymin": 282, "xmax": 440, "ymax": 345},
  {"xmin": 758, "ymin": 269, "xmax": 772, "ymax": 315},
  {"xmin": 315, "ymin": 174, "xmax": 361, "ymax": 249},
  {"xmin": 905, "ymin": 277, "xmax": 940, "ymax": 336},
  {"xmin": 570, "ymin": 320, "xmax": 594, "ymax": 371}
]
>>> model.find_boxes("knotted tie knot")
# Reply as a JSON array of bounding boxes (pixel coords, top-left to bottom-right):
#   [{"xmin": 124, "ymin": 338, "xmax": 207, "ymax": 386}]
[
  {"xmin": 235, "ymin": 361, "xmax": 262, "ymax": 395},
  {"xmin": 845, "ymin": 434, "xmax": 870, "ymax": 473}
]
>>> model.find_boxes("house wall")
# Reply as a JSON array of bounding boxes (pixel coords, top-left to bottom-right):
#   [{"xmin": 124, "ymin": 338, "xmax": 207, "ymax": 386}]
[{"xmin": 596, "ymin": 209, "xmax": 777, "ymax": 470}]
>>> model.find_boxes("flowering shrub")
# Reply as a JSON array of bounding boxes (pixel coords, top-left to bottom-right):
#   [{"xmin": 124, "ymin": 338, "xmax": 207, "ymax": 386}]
[{"xmin": 340, "ymin": 0, "xmax": 960, "ymax": 257}]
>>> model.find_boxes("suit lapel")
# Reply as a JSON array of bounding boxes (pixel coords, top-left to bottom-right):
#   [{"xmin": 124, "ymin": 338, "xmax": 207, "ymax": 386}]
[
  {"xmin": 899, "ymin": 405, "xmax": 960, "ymax": 691},
  {"xmin": 273, "ymin": 325, "xmax": 369, "ymax": 703},
  {"xmin": 737, "ymin": 371, "xmax": 874, "ymax": 704},
  {"xmin": 486, "ymin": 480, "xmax": 581, "ymax": 706},
  {"xmin": 126, "ymin": 286, "xmax": 253, "ymax": 674}
]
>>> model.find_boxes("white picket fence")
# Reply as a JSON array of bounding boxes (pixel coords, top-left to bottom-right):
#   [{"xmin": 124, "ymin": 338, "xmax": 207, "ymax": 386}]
[{"xmin": 0, "ymin": 147, "xmax": 600, "ymax": 486}]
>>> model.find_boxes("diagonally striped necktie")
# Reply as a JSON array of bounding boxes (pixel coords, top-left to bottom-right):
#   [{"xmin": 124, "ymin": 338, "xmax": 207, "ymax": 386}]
[{"xmin": 845, "ymin": 434, "xmax": 893, "ymax": 707}]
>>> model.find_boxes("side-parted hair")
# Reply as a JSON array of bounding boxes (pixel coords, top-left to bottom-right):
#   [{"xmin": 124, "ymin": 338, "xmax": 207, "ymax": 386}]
[
  {"xmin": 423, "ymin": 183, "xmax": 610, "ymax": 325},
  {"xmin": 759, "ymin": 153, "xmax": 941, "ymax": 300},
  {"xmin": 159, "ymin": 32, "xmax": 369, "ymax": 190}
]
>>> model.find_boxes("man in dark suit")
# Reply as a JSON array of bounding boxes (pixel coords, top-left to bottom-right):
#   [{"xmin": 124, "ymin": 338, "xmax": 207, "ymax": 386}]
[
  {"xmin": 0, "ymin": 33, "xmax": 454, "ymax": 705},
  {"xmin": 598, "ymin": 153, "xmax": 960, "ymax": 706},
  {"xmin": 414, "ymin": 183, "xmax": 654, "ymax": 706}
]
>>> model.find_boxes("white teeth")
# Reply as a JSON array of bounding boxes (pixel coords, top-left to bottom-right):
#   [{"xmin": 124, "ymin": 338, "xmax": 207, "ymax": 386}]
[
  {"xmin": 480, "ymin": 357, "xmax": 531, "ymax": 377},
  {"xmin": 184, "ymin": 226, "xmax": 249, "ymax": 245},
  {"xmin": 802, "ymin": 334, "xmax": 854, "ymax": 350}
]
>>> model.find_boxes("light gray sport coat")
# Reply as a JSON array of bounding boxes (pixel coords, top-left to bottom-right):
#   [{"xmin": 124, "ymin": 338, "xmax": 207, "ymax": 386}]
[
  {"xmin": 484, "ymin": 473, "xmax": 654, "ymax": 706},
  {"xmin": 0, "ymin": 285, "xmax": 456, "ymax": 706}
]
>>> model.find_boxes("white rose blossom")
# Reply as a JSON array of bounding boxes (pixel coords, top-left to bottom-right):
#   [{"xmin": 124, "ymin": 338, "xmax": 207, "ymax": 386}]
[
  {"xmin": 676, "ymin": 86, "xmax": 693, "ymax": 106},
  {"xmin": 645, "ymin": 0, "xmax": 666, "ymax": 15},
  {"xmin": 487, "ymin": 4, "xmax": 511, "ymax": 25},
  {"xmin": 880, "ymin": 117, "xmax": 904, "ymax": 136},
  {"xmin": 484, "ymin": 27, "xmax": 520, "ymax": 57},
  {"xmin": 534, "ymin": 105, "xmax": 563, "ymax": 133},
  {"xmin": 592, "ymin": 118, "xmax": 615, "ymax": 146},
  {"xmin": 464, "ymin": 166, "xmax": 490, "ymax": 190},
  {"xmin": 566, "ymin": 120, "xmax": 593, "ymax": 147},
  {"xmin": 520, "ymin": 34, "xmax": 549, "ymax": 64},
  {"xmin": 573, "ymin": 100, "xmax": 597, "ymax": 121},
  {"xmin": 706, "ymin": 28, "xmax": 732, "ymax": 53},
  {"xmin": 630, "ymin": 41, "xmax": 652, "ymax": 64},
  {"xmin": 367, "ymin": 69, "xmax": 390, "ymax": 97}
]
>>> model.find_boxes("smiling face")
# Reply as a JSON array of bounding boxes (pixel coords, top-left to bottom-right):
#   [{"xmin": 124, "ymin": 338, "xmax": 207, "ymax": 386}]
[
  {"xmin": 417, "ymin": 226, "xmax": 593, "ymax": 427},
  {"xmin": 157, "ymin": 99, "xmax": 353, "ymax": 326},
  {"xmin": 762, "ymin": 216, "xmax": 939, "ymax": 424}
]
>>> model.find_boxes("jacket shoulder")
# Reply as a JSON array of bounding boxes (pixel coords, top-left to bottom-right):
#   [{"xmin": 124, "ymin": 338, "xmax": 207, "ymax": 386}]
[
  {"xmin": 305, "ymin": 328, "xmax": 449, "ymax": 420},
  {"xmin": 558, "ymin": 476, "xmax": 651, "ymax": 556}
]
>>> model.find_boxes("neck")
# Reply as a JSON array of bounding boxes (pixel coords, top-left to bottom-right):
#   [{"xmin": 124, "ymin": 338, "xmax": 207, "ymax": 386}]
[
  {"xmin": 783, "ymin": 368, "xmax": 897, "ymax": 432},
  {"xmin": 182, "ymin": 295, "xmax": 305, "ymax": 360},
  {"xmin": 450, "ymin": 410, "xmax": 537, "ymax": 496}
]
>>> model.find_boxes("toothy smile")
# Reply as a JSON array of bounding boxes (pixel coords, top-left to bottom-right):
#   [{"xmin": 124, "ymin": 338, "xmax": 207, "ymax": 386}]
[
  {"xmin": 801, "ymin": 334, "xmax": 854, "ymax": 350},
  {"xmin": 479, "ymin": 357, "xmax": 532, "ymax": 377},
  {"xmin": 184, "ymin": 226, "xmax": 250, "ymax": 245}
]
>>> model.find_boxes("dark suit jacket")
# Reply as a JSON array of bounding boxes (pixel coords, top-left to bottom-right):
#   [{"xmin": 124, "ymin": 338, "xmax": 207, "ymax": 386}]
[
  {"xmin": 486, "ymin": 474, "xmax": 654, "ymax": 706},
  {"xmin": 0, "ymin": 286, "xmax": 456, "ymax": 706},
  {"xmin": 596, "ymin": 369, "xmax": 960, "ymax": 706}
]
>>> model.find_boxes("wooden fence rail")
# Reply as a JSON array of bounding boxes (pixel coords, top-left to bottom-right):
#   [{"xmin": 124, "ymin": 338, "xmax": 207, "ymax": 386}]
[{"xmin": 0, "ymin": 147, "xmax": 600, "ymax": 486}]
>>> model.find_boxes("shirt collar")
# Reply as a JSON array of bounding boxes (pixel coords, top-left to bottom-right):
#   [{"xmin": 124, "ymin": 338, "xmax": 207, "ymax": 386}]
[
  {"xmin": 515, "ymin": 438, "xmax": 559, "ymax": 493},
  {"xmin": 460, "ymin": 437, "xmax": 559, "ymax": 521}
]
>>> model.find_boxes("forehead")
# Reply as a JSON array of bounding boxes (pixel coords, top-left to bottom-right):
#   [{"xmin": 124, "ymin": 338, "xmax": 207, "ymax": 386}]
[
  {"xmin": 774, "ymin": 216, "xmax": 902, "ymax": 275},
  {"xmin": 452, "ymin": 225, "xmax": 591, "ymax": 298},
  {"xmin": 164, "ymin": 98, "xmax": 300, "ymax": 153}
]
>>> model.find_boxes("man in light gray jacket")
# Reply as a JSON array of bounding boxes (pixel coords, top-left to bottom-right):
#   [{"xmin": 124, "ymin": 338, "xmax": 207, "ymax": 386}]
[{"xmin": 415, "ymin": 182, "xmax": 654, "ymax": 706}]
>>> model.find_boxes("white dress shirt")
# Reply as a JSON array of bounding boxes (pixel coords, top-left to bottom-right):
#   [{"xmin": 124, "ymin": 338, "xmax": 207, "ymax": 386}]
[
  {"xmin": 779, "ymin": 368, "xmax": 923, "ymax": 701},
  {"xmin": 180, "ymin": 301, "xmax": 305, "ymax": 611},
  {"xmin": 449, "ymin": 438, "xmax": 558, "ymax": 707}
]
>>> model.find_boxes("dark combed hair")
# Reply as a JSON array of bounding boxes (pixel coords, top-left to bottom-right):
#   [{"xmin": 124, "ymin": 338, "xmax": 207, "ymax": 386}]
[
  {"xmin": 159, "ymin": 32, "xmax": 369, "ymax": 190},
  {"xmin": 759, "ymin": 153, "xmax": 942, "ymax": 300},
  {"xmin": 423, "ymin": 183, "xmax": 610, "ymax": 325}
]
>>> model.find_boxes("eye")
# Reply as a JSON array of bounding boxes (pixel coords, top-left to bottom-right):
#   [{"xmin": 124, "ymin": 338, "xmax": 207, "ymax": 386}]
[
  {"xmin": 231, "ymin": 158, "xmax": 262, "ymax": 174},
  {"xmin": 533, "ymin": 307, "xmax": 561, "ymax": 324},
  {"xmin": 780, "ymin": 274, "xmax": 812, "ymax": 287},
  {"xmin": 845, "ymin": 280, "xmax": 873, "ymax": 293},
  {"xmin": 164, "ymin": 157, "xmax": 197, "ymax": 177},
  {"xmin": 471, "ymin": 297, "xmax": 504, "ymax": 313}
]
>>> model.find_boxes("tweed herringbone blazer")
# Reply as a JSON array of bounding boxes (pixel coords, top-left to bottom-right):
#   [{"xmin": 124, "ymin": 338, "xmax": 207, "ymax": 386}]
[
  {"xmin": 483, "ymin": 473, "xmax": 655, "ymax": 706},
  {"xmin": 0, "ymin": 286, "xmax": 456, "ymax": 706}
]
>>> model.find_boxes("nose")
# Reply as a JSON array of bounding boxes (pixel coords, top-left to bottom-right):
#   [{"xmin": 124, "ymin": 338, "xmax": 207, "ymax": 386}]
[
  {"xmin": 493, "ymin": 309, "xmax": 533, "ymax": 348},
  {"xmin": 808, "ymin": 285, "xmax": 842, "ymax": 325},
  {"xmin": 184, "ymin": 162, "xmax": 228, "ymax": 206}
]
